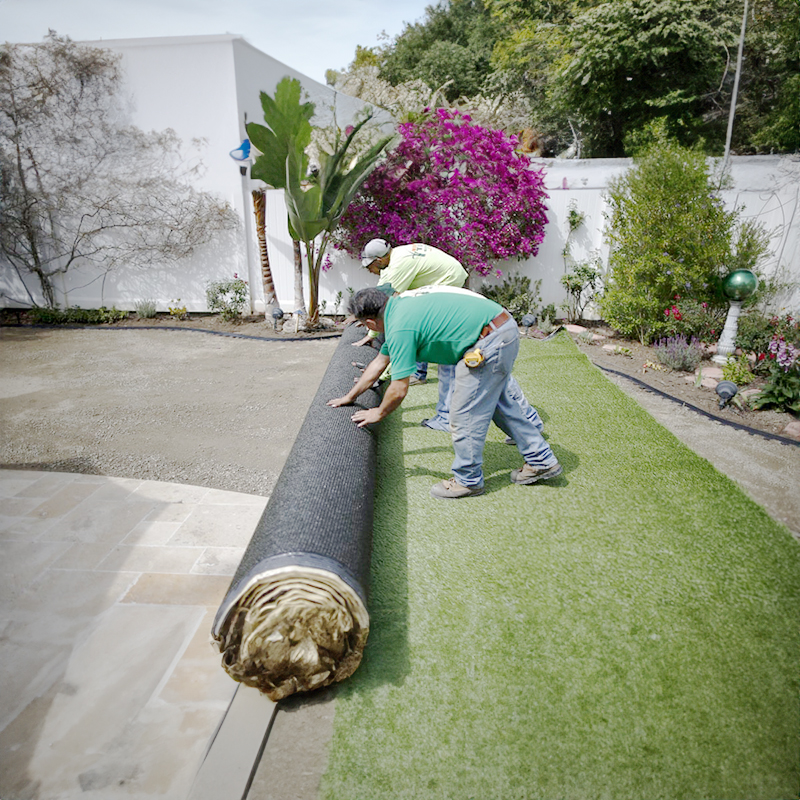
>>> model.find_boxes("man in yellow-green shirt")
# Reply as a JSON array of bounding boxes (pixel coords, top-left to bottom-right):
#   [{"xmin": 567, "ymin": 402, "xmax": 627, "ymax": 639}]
[{"xmin": 353, "ymin": 239, "xmax": 468, "ymax": 431}]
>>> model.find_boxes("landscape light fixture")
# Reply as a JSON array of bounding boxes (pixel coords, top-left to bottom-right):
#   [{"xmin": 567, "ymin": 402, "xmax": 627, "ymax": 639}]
[
  {"xmin": 229, "ymin": 138, "xmax": 252, "ymax": 176},
  {"xmin": 712, "ymin": 269, "xmax": 759, "ymax": 365},
  {"xmin": 521, "ymin": 314, "xmax": 537, "ymax": 336},
  {"xmin": 716, "ymin": 380, "xmax": 739, "ymax": 409},
  {"xmin": 271, "ymin": 306, "xmax": 284, "ymax": 330}
]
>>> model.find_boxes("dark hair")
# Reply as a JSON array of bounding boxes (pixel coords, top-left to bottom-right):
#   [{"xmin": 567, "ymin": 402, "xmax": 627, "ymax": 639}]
[{"xmin": 348, "ymin": 287, "xmax": 389, "ymax": 320}]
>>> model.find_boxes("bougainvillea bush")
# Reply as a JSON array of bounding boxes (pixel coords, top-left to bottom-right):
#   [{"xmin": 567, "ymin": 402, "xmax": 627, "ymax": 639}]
[{"xmin": 333, "ymin": 109, "xmax": 549, "ymax": 276}]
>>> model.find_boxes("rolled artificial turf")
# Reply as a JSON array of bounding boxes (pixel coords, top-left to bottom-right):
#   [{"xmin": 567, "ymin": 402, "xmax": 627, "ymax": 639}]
[{"xmin": 319, "ymin": 332, "xmax": 800, "ymax": 800}]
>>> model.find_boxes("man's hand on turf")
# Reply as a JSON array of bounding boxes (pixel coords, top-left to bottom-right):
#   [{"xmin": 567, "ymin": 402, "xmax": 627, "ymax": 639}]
[
  {"xmin": 327, "ymin": 395, "xmax": 354, "ymax": 408},
  {"xmin": 350, "ymin": 408, "xmax": 382, "ymax": 428}
]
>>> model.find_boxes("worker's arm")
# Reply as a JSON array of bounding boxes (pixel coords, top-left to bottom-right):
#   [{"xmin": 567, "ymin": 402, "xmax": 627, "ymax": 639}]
[
  {"xmin": 350, "ymin": 377, "xmax": 409, "ymax": 428},
  {"xmin": 327, "ymin": 353, "xmax": 390, "ymax": 408},
  {"xmin": 351, "ymin": 332, "xmax": 377, "ymax": 347}
]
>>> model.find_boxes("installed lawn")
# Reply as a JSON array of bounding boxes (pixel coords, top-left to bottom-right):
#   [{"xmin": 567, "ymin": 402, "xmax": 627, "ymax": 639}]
[{"xmin": 319, "ymin": 333, "xmax": 800, "ymax": 800}]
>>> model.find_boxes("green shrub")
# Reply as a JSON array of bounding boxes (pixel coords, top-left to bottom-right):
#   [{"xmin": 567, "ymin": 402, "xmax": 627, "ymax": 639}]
[
  {"xmin": 751, "ymin": 332, "xmax": 800, "ymax": 414},
  {"xmin": 560, "ymin": 260, "xmax": 603, "ymax": 323},
  {"xmin": 206, "ymin": 275, "xmax": 249, "ymax": 322},
  {"xmin": 168, "ymin": 301, "xmax": 189, "ymax": 321},
  {"xmin": 28, "ymin": 306, "xmax": 127, "ymax": 324},
  {"xmin": 736, "ymin": 312, "xmax": 799, "ymax": 374},
  {"xmin": 654, "ymin": 335, "xmax": 705, "ymax": 372},
  {"xmin": 480, "ymin": 273, "xmax": 542, "ymax": 322},
  {"xmin": 722, "ymin": 354, "xmax": 754, "ymax": 386},
  {"xmin": 663, "ymin": 297, "xmax": 725, "ymax": 343},
  {"xmin": 601, "ymin": 126, "xmax": 768, "ymax": 344},
  {"xmin": 135, "ymin": 299, "xmax": 157, "ymax": 319}
]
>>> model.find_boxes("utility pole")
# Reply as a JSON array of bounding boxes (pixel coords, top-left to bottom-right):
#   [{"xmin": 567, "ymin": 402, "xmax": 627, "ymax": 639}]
[{"xmin": 722, "ymin": 0, "xmax": 750, "ymax": 173}]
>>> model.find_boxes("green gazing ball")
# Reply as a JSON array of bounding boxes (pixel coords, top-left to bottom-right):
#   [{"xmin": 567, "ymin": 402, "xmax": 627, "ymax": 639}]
[{"xmin": 722, "ymin": 269, "xmax": 759, "ymax": 300}]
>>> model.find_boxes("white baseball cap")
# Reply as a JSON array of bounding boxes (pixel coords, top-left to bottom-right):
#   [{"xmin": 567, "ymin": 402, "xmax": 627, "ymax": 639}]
[{"xmin": 360, "ymin": 238, "xmax": 391, "ymax": 267}]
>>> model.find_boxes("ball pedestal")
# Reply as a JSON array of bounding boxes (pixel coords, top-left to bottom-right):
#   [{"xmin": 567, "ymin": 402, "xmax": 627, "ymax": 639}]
[
  {"xmin": 712, "ymin": 300, "xmax": 744, "ymax": 364},
  {"xmin": 711, "ymin": 269, "xmax": 758, "ymax": 365}
]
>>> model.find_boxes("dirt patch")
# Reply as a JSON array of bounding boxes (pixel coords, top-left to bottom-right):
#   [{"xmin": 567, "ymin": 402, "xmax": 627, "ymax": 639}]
[{"xmin": 0, "ymin": 324, "xmax": 340, "ymax": 497}]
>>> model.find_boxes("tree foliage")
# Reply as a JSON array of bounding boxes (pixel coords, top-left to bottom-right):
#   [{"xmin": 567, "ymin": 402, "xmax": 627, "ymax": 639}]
[
  {"xmin": 379, "ymin": 0, "xmax": 500, "ymax": 101},
  {"xmin": 334, "ymin": 109, "xmax": 549, "ymax": 277},
  {"xmin": 0, "ymin": 33, "xmax": 238, "ymax": 308},
  {"xmin": 553, "ymin": 0, "xmax": 738, "ymax": 156},
  {"xmin": 336, "ymin": 0, "xmax": 800, "ymax": 157}
]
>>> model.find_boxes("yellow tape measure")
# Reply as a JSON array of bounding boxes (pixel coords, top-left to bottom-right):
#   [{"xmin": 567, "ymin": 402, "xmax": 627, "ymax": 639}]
[{"xmin": 463, "ymin": 347, "xmax": 484, "ymax": 368}]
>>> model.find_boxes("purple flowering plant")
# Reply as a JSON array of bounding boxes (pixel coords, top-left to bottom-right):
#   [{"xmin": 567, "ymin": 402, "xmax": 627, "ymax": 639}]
[
  {"xmin": 333, "ymin": 109, "xmax": 549, "ymax": 276},
  {"xmin": 752, "ymin": 323, "xmax": 800, "ymax": 414}
]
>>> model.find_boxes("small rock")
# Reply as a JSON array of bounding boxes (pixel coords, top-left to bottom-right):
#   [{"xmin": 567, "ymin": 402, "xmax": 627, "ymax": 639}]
[
  {"xmin": 697, "ymin": 366, "xmax": 724, "ymax": 380},
  {"xmin": 602, "ymin": 344, "xmax": 617, "ymax": 352},
  {"xmin": 565, "ymin": 324, "xmax": 587, "ymax": 333},
  {"xmin": 701, "ymin": 377, "xmax": 719, "ymax": 389},
  {"xmin": 782, "ymin": 421, "xmax": 800, "ymax": 441},
  {"xmin": 282, "ymin": 316, "xmax": 300, "ymax": 334}
]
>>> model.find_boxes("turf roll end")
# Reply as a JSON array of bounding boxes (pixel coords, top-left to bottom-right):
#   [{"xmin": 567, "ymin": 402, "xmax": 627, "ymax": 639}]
[{"xmin": 212, "ymin": 560, "xmax": 369, "ymax": 700}]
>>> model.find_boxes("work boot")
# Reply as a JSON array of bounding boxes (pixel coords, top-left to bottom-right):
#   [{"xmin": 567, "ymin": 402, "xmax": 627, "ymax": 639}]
[
  {"xmin": 510, "ymin": 462, "xmax": 563, "ymax": 485},
  {"xmin": 409, "ymin": 375, "xmax": 427, "ymax": 386},
  {"xmin": 430, "ymin": 478, "xmax": 485, "ymax": 499}
]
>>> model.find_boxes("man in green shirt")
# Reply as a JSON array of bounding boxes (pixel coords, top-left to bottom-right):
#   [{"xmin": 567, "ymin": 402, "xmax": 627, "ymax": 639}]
[{"xmin": 328, "ymin": 286, "xmax": 562, "ymax": 499}]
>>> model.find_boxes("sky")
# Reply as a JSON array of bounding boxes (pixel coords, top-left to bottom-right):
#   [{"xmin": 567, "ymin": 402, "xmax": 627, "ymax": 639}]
[{"xmin": 0, "ymin": 0, "xmax": 431, "ymax": 85}]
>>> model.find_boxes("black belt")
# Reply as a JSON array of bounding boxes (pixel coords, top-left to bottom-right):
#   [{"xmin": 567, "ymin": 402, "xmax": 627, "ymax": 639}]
[{"xmin": 478, "ymin": 310, "xmax": 512, "ymax": 339}]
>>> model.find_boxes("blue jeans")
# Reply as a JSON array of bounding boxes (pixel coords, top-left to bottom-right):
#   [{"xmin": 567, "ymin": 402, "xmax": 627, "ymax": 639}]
[
  {"xmin": 423, "ymin": 363, "xmax": 543, "ymax": 434},
  {"xmin": 420, "ymin": 364, "xmax": 455, "ymax": 431},
  {"xmin": 449, "ymin": 318, "xmax": 558, "ymax": 487},
  {"xmin": 414, "ymin": 361, "xmax": 428, "ymax": 380}
]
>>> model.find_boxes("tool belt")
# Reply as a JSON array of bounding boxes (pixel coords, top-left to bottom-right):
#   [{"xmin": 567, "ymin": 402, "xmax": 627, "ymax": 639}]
[{"xmin": 463, "ymin": 310, "xmax": 512, "ymax": 368}]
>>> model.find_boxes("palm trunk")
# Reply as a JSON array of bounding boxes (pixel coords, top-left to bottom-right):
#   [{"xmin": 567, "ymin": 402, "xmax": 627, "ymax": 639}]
[
  {"xmin": 293, "ymin": 239, "xmax": 306, "ymax": 316},
  {"xmin": 251, "ymin": 189, "xmax": 277, "ymax": 311},
  {"xmin": 305, "ymin": 240, "xmax": 320, "ymax": 327}
]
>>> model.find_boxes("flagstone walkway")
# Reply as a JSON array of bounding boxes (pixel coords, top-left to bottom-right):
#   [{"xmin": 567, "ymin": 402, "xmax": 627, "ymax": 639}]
[{"xmin": 0, "ymin": 468, "xmax": 266, "ymax": 800}]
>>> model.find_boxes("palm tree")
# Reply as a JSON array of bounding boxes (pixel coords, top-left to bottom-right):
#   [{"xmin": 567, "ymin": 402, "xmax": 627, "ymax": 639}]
[{"xmin": 248, "ymin": 77, "xmax": 393, "ymax": 326}]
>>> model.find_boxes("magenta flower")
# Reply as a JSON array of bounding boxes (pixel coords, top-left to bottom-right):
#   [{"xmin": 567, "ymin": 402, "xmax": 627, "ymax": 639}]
[{"xmin": 333, "ymin": 110, "xmax": 549, "ymax": 276}]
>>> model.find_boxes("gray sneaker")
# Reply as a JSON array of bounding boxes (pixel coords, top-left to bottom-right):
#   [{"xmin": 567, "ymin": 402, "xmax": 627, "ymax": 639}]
[
  {"xmin": 430, "ymin": 478, "xmax": 485, "ymax": 499},
  {"xmin": 408, "ymin": 375, "xmax": 427, "ymax": 386},
  {"xmin": 420, "ymin": 418, "xmax": 449, "ymax": 432},
  {"xmin": 510, "ymin": 462, "xmax": 563, "ymax": 485}
]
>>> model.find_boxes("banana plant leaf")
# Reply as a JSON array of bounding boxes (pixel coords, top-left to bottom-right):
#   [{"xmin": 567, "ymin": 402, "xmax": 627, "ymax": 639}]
[
  {"xmin": 284, "ymin": 116, "xmax": 395, "ymax": 248},
  {"xmin": 247, "ymin": 78, "xmax": 313, "ymax": 189}
]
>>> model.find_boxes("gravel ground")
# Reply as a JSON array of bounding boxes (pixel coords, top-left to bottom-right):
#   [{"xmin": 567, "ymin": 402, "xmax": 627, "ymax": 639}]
[{"xmin": 0, "ymin": 326, "xmax": 339, "ymax": 497}]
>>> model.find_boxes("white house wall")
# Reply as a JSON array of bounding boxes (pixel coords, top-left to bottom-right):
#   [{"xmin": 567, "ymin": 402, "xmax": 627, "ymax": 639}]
[
  {"xmin": 0, "ymin": 34, "xmax": 378, "ymax": 313},
  {"xmin": 481, "ymin": 155, "xmax": 800, "ymax": 318}
]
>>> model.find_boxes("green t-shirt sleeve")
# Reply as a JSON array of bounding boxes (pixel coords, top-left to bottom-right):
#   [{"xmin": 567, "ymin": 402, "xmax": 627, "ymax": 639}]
[{"xmin": 383, "ymin": 331, "xmax": 418, "ymax": 379}]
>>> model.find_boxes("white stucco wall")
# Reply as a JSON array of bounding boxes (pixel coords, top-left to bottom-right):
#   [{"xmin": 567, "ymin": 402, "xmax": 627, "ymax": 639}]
[
  {"xmin": 0, "ymin": 34, "xmax": 376, "ymax": 313},
  {"xmin": 480, "ymin": 155, "xmax": 800, "ymax": 318}
]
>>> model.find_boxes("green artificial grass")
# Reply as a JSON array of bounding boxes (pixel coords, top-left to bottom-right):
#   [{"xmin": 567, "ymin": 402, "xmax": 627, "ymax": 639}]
[{"xmin": 319, "ymin": 333, "xmax": 800, "ymax": 800}]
